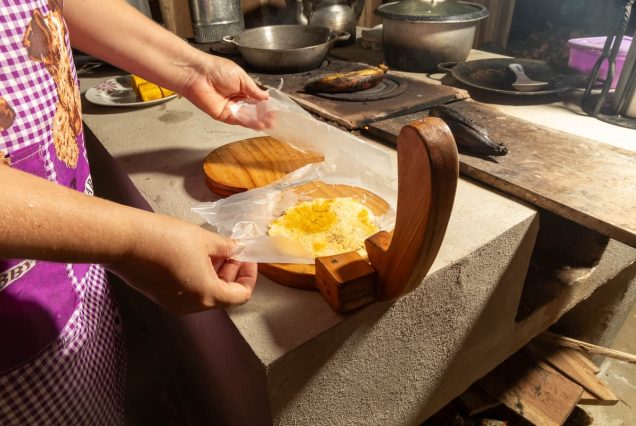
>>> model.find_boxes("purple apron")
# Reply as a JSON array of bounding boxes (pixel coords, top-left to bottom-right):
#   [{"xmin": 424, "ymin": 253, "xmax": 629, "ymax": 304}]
[{"xmin": 0, "ymin": 1, "xmax": 125, "ymax": 423}]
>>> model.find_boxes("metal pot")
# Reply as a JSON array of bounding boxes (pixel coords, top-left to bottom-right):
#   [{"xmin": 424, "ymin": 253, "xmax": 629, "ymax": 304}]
[
  {"xmin": 297, "ymin": 0, "xmax": 365, "ymax": 45},
  {"xmin": 223, "ymin": 25, "xmax": 350, "ymax": 73},
  {"xmin": 375, "ymin": 0, "xmax": 488, "ymax": 72}
]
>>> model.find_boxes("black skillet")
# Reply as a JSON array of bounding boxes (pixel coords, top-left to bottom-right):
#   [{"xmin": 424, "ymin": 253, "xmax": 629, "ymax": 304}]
[{"xmin": 438, "ymin": 58, "xmax": 579, "ymax": 96}]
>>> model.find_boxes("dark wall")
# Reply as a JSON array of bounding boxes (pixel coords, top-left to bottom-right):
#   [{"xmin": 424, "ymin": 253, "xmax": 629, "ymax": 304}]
[{"xmin": 509, "ymin": 0, "xmax": 626, "ymax": 42}]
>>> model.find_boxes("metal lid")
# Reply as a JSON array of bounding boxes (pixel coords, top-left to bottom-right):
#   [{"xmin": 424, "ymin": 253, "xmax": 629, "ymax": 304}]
[{"xmin": 375, "ymin": 0, "xmax": 488, "ymax": 23}]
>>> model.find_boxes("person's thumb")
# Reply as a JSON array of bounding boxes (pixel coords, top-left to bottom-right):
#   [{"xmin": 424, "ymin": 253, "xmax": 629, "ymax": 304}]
[
  {"xmin": 243, "ymin": 76, "xmax": 269, "ymax": 101},
  {"xmin": 209, "ymin": 234, "xmax": 238, "ymax": 259},
  {"xmin": 213, "ymin": 280, "xmax": 253, "ymax": 307}
]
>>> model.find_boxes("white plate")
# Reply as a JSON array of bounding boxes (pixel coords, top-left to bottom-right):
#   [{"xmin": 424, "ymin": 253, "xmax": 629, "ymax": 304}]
[{"xmin": 85, "ymin": 76, "xmax": 177, "ymax": 107}]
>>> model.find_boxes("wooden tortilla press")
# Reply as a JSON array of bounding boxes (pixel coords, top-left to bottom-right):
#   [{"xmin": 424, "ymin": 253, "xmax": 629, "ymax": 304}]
[
  {"xmin": 203, "ymin": 117, "xmax": 459, "ymax": 312},
  {"xmin": 315, "ymin": 117, "xmax": 459, "ymax": 311}
]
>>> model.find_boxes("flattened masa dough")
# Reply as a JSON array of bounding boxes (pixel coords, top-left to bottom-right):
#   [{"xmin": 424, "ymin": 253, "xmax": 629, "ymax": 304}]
[{"xmin": 268, "ymin": 197, "xmax": 379, "ymax": 258}]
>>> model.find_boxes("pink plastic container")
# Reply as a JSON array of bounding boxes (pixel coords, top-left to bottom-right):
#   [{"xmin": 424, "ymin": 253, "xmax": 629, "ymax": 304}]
[{"xmin": 567, "ymin": 36, "xmax": 632, "ymax": 89}]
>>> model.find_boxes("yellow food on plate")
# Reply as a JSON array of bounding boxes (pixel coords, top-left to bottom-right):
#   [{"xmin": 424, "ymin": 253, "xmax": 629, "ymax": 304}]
[
  {"xmin": 129, "ymin": 75, "xmax": 175, "ymax": 102},
  {"xmin": 268, "ymin": 197, "xmax": 379, "ymax": 258}
]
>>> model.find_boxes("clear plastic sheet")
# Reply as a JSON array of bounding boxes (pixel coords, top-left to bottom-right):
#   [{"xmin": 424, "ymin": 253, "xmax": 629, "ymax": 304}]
[{"xmin": 193, "ymin": 89, "xmax": 398, "ymax": 263}]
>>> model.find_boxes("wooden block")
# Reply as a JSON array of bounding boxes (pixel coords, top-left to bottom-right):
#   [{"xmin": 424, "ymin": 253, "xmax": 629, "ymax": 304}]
[
  {"xmin": 315, "ymin": 251, "xmax": 377, "ymax": 313},
  {"xmin": 457, "ymin": 386, "xmax": 501, "ymax": 416},
  {"xmin": 526, "ymin": 340, "xmax": 618, "ymax": 403},
  {"xmin": 477, "ymin": 351, "xmax": 583, "ymax": 426}
]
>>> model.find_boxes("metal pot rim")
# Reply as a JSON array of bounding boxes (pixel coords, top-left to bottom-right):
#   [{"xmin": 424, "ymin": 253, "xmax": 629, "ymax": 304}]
[{"xmin": 375, "ymin": 1, "xmax": 488, "ymax": 23}]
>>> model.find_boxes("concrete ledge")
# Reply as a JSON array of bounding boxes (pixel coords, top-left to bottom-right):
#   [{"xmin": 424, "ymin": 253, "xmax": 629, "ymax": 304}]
[{"xmin": 225, "ymin": 179, "xmax": 539, "ymax": 425}]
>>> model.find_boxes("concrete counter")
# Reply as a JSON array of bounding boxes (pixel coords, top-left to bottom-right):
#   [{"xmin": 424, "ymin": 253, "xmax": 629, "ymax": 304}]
[{"xmin": 80, "ymin": 69, "xmax": 635, "ymax": 425}]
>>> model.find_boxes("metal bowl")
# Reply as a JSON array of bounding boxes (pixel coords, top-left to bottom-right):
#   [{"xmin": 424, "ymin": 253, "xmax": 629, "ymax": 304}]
[
  {"xmin": 375, "ymin": 1, "xmax": 488, "ymax": 72},
  {"xmin": 223, "ymin": 25, "xmax": 350, "ymax": 73}
]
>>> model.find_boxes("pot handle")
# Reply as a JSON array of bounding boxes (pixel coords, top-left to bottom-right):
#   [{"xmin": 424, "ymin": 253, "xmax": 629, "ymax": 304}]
[
  {"xmin": 437, "ymin": 62, "xmax": 459, "ymax": 73},
  {"xmin": 222, "ymin": 35, "xmax": 237, "ymax": 45},
  {"xmin": 332, "ymin": 31, "xmax": 351, "ymax": 42}
]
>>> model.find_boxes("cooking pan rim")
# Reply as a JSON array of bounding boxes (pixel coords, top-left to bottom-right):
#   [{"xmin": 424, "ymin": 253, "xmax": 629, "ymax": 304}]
[
  {"xmin": 441, "ymin": 58, "xmax": 576, "ymax": 96},
  {"xmin": 230, "ymin": 25, "xmax": 338, "ymax": 52}
]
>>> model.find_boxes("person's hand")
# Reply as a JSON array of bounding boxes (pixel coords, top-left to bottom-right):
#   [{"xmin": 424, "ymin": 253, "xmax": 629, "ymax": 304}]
[
  {"xmin": 182, "ymin": 53, "xmax": 272, "ymax": 130},
  {"xmin": 107, "ymin": 213, "xmax": 257, "ymax": 314}
]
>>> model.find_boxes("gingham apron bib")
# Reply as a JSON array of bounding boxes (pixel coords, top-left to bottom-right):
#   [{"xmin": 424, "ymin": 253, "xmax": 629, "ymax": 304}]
[{"xmin": 0, "ymin": 1, "xmax": 125, "ymax": 423}]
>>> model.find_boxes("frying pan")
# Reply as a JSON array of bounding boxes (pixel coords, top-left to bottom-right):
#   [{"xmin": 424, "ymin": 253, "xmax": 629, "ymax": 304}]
[{"xmin": 438, "ymin": 58, "xmax": 578, "ymax": 96}]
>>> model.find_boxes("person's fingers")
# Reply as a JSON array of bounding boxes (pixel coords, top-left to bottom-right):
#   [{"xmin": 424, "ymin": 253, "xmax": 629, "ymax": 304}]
[
  {"xmin": 242, "ymin": 75, "xmax": 269, "ymax": 101},
  {"xmin": 212, "ymin": 279, "xmax": 254, "ymax": 307},
  {"xmin": 217, "ymin": 259, "xmax": 242, "ymax": 282},
  {"xmin": 235, "ymin": 262, "xmax": 257, "ymax": 290}
]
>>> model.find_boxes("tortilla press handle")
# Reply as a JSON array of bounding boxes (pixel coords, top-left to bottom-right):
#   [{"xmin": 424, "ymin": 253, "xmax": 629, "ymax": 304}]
[
  {"xmin": 437, "ymin": 62, "xmax": 458, "ymax": 73},
  {"xmin": 365, "ymin": 117, "xmax": 459, "ymax": 301},
  {"xmin": 222, "ymin": 35, "xmax": 237, "ymax": 45},
  {"xmin": 315, "ymin": 117, "xmax": 459, "ymax": 311}
]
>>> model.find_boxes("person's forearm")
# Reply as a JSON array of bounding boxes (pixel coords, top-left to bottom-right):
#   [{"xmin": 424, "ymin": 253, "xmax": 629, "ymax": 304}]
[
  {"xmin": 0, "ymin": 165, "xmax": 148, "ymax": 264},
  {"xmin": 64, "ymin": 0, "xmax": 202, "ymax": 94}
]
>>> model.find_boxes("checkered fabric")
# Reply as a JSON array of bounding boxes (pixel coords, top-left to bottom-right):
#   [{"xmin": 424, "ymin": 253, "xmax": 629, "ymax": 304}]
[
  {"xmin": 0, "ymin": 0, "xmax": 58, "ymax": 181},
  {"xmin": 0, "ymin": 1, "xmax": 126, "ymax": 424},
  {"xmin": 0, "ymin": 266, "xmax": 126, "ymax": 425}
]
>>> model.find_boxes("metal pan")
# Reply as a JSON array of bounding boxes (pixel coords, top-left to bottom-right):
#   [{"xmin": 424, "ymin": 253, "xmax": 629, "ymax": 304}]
[
  {"xmin": 437, "ymin": 58, "xmax": 578, "ymax": 96},
  {"xmin": 223, "ymin": 25, "xmax": 350, "ymax": 73}
]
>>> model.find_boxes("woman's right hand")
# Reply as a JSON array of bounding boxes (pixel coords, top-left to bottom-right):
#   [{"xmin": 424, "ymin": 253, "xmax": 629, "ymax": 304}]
[{"xmin": 107, "ymin": 213, "xmax": 257, "ymax": 315}]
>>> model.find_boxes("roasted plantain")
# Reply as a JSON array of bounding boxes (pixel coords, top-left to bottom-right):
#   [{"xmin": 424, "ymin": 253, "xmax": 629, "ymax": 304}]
[
  {"xmin": 430, "ymin": 105, "xmax": 508, "ymax": 157},
  {"xmin": 304, "ymin": 65, "xmax": 388, "ymax": 94}
]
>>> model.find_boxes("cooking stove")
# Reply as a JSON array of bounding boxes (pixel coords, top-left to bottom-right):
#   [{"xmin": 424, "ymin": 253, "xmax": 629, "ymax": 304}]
[
  {"xmin": 210, "ymin": 44, "xmax": 466, "ymax": 129},
  {"xmin": 250, "ymin": 59, "xmax": 465, "ymax": 129}
]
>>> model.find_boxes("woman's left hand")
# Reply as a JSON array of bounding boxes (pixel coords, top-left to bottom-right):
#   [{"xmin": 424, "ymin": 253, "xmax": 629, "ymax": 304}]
[{"xmin": 182, "ymin": 54, "xmax": 271, "ymax": 130}]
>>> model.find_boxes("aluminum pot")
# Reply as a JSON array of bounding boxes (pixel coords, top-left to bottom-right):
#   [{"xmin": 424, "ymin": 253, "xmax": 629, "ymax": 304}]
[
  {"xmin": 223, "ymin": 25, "xmax": 350, "ymax": 73},
  {"xmin": 375, "ymin": 1, "xmax": 488, "ymax": 72}
]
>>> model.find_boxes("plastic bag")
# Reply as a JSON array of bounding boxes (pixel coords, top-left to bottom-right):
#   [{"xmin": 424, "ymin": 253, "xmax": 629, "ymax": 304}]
[{"xmin": 193, "ymin": 89, "xmax": 398, "ymax": 264}]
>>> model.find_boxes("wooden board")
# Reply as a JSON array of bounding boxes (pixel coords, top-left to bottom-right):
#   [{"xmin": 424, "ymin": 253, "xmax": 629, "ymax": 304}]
[
  {"xmin": 158, "ymin": 0, "xmax": 193, "ymax": 38},
  {"xmin": 457, "ymin": 386, "xmax": 501, "ymax": 416},
  {"xmin": 204, "ymin": 136, "xmax": 324, "ymax": 197},
  {"xmin": 472, "ymin": 0, "xmax": 516, "ymax": 49},
  {"xmin": 252, "ymin": 60, "xmax": 467, "ymax": 130},
  {"xmin": 525, "ymin": 340, "xmax": 618, "ymax": 404},
  {"xmin": 477, "ymin": 351, "xmax": 584, "ymax": 426},
  {"xmin": 365, "ymin": 100, "xmax": 636, "ymax": 248},
  {"xmin": 259, "ymin": 180, "xmax": 389, "ymax": 289}
]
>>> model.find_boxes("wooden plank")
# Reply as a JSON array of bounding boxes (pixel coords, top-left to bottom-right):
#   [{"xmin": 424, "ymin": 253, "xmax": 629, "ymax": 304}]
[
  {"xmin": 477, "ymin": 351, "xmax": 583, "ymax": 426},
  {"xmin": 525, "ymin": 340, "xmax": 618, "ymax": 404},
  {"xmin": 358, "ymin": 0, "xmax": 382, "ymax": 28},
  {"xmin": 540, "ymin": 332, "xmax": 636, "ymax": 364},
  {"xmin": 536, "ymin": 361, "xmax": 618, "ymax": 406},
  {"xmin": 560, "ymin": 347, "xmax": 600, "ymax": 374},
  {"xmin": 158, "ymin": 0, "xmax": 193, "ymax": 39},
  {"xmin": 472, "ymin": 0, "xmax": 517, "ymax": 49},
  {"xmin": 457, "ymin": 386, "xmax": 501, "ymax": 416},
  {"xmin": 579, "ymin": 390, "xmax": 620, "ymax": 406},
  {"xmin": 364, "ymin": 100, "xmax": 636, "ymax": 248}
]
